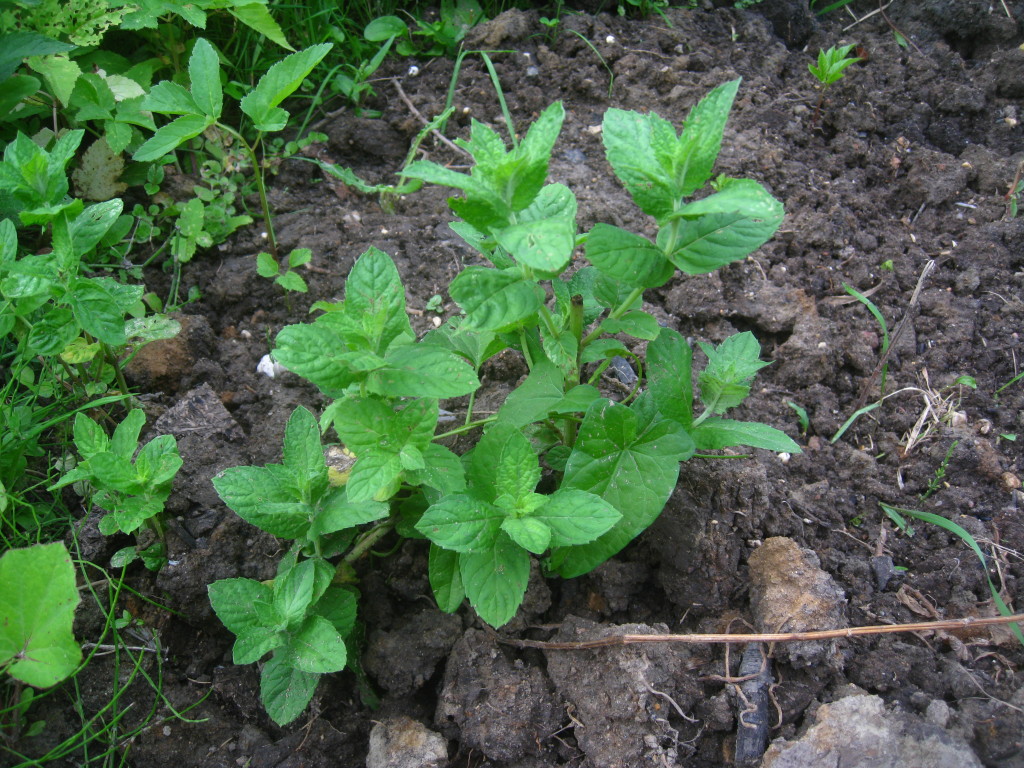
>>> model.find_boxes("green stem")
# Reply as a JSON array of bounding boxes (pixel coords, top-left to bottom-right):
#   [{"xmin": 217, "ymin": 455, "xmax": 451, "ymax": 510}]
[
  {"xmin": 464, "ymin": 389, "xmax": 477, "ymax": 426},
  {"xmin": 344, "ymin": 519, "xmax": 396, "ymax": 564},
  {"xmin": 436, "ymin": 416, "xmax": 496, "ymax": 441},
  {"xmin": 103, "ymin": 343, "xmax": 131, "ymax": 400},
  {"xmin": 580, "ymin": 285, "xmax": 645, "ymax": 349},
  {"xmin": 218, "ymin": 123, "xmax": 276, "ymax": 258},
  {"xmin": 538, "ymin": 304, "xmax": 561, "ymax": 340},
  {"xmin": 518, "ymin": 327, "xmax": 535, "ymax": 370}
]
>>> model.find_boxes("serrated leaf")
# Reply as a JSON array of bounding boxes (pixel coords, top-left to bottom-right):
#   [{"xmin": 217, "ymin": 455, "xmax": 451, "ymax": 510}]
[
  {"xmin": 314, "ymin": 586, "xmax": 357, "ymax": 636},
  {"xmin": 188, "ymin": 38, "xmax": 222, "ymax": 119},
  {"xmin": 110, "ymin": 409, "xmax": 146, "ymax": 459},
  {"xmin": 344, "ymin": 451, "xmax": 402, "ymax": 503},
  {"xmin": 602, "ymin": 309, "xmax": 660, "ymax": 340},
  {"xmin": 697, "ymin": 331, "xmax": 770, "ymax": 414},
  {"xmin": 310, "ymin": 492, "xmax": 388, "ymax": 538},
  {"xmin": 208, "ymin": 577, "xmax": 275, "ymax": 633},
  {"xmin": 459, "ymin": 533, "xmax": 530, "ymax": 628},
  {"xmin": 261, "ymin": 653, "xmax": 319, "ymax": 726},
  {"xmin": 534, "ymin": 488, "xmax": 621, "ymax": 547},
  {"xmin": 228, "ymin": 4, "xmax": 294, "ymax": 51},
  {"xmin": 273, "ymin": 323, "xmax": 363, "ymax": 396},
  {"xmin": 662, "ymin": 178, "xmax": 783, "ymax": 275},
  {"xmin": 501, "ymin": 517, "xmax": 551, "ymax": 554},
  {"xmin": 407, "ymin": 443, "xmax": 466, "ymax": 496},
  {"xmin": 493, "ymin": 183, "xmax": 577, "ymax": 273},
  {"xmin": 240, "ymin": 43, "xmax": 332, "ymax": 131},
  {"xmin": 278, "ymin": 615, "xmax": 347, "ymax": 673},
  {"xmin": 143, "ymin": 80, "xmax": 200, "ymax": 115},
  {"xmin": 416, "ymin": 494, "xmax": 504, "ymax": 553},
  {"xmin": 646, "ymin": 328, "xmax": 693, "ymax": 426},
  {"xmin": 496, "ymin": 360, "xmax": 564, "ymax": 428},
  {"xmin": 429, "ymin": 544, "xmax": 465, "ymax": 613},
  {"xmin": 370, "ymin": 344, "xmax": 479, "ymax": 398},
  {"xmin": 73, "ymin": 412, "xmax": 109, "ymax": 458},
  {"xmin": 343, "ymin": 247, "xmax": 412, "ymax": 355},
  {"xmin": 672, "ymin": 78, "xmax": 740, "ymax": 196},
  {"xmin": 133, "ymin": 114, "xmax": 212, "ymax": 162},
  {"xmin": 232, "ymin": 626, "xmax": 283, "ymax": 664},
  {"xmin": 0, "ymin": 542, "xmax": 81, "ymax": 687},
  {"xmin": 585, "ymin": 223, "xmax": 674, "ymax": 289},
  {"xmin": 487, "ymin": 424, "xmax": 541, "ymax": 503},
  {"xmin": 273, "ymin": 560, "xmax": 317, "ymax": 626},
  {"xmin": 66, "ymin": 276, "xmax": 130, "ymax": 345},
  {"xmin": 283, "ymin": 407, "xmax": 326, "ymax": 499},
  {"xmin": 256, "ymin": 251, "xmax": 279, "ymax": 277},
  {"xmin": 212, "ymin": 465, "xmax": 310, "ymax": 539},
  {"xmin": 449, "ymin": 266, "xmax": 544, "ymax": 331},
  {"xmin": 602, "ymin": 109, "xmax": 677, "ymax": 221}
]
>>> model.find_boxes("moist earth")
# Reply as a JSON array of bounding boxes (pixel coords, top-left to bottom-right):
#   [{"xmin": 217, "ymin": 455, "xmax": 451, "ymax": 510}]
[{"xmin": 17, "ymin": 1, "xmax": 1024, "ymax": 766}]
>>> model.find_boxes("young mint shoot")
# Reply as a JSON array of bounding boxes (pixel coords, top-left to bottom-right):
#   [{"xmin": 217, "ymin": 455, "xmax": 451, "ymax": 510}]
[
  {"xmin": 809, "ymin": 43, "xmax": 861, "ymax": 124},
  {"xmin": 212, "ymin": 81, "xmax": 800, "ymax": 725}
]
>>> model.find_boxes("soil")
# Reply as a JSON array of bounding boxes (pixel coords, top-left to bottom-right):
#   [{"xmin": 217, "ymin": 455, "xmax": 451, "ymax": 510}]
[{"xmin": 12, "ymin": 1, "xmax": 1024, "ymax": 766}]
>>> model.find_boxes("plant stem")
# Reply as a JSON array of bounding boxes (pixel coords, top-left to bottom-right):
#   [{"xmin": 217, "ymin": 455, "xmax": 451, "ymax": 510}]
[
  {"xmin": 580, "ymin": 286, "xmax": 645, "ymax": 349},
  {"xmin": 344, "ymin": 519, "xmax": 395, "ymax": 564},
  {"xmin": 436, "ymin": 416, "xmax": 496, "ymax": 441},
  {"xmin": 218, "ymin": 123, "xmax": 276, "ymax": 258}
]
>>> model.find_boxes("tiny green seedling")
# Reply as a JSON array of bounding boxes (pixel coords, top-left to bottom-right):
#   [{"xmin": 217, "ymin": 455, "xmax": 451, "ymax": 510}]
[
  {"xmin": 786, "ymin": 400, "xmax": 810, "ymax": 436},
  {"xmin": 920, "ymin": 440, "xmax": 958, "ymax": 501},
  {"xmin": 257, "ymin": 247, "xmax": 311, "ymax": 295},
  {"xmin": 809, "ymin": 43, "xmax": 862, "ymax": 124},
  {"xmin": 50, "ymin": 409, "xmax": 182, "ymax": 570},
  {"xmin": 1004, "ymin": 160, "xmax": 1024, "ymax": 219}
]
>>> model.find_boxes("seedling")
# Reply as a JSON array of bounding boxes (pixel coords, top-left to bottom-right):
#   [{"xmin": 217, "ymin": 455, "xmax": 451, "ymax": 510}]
[
  {"xmin": 787, "ymin": 401, "xmax": 810, "ymax": 435},
  {"xmin": 843, "ymin": 282, "xmax": 890, "ymax": 396},
  {"xmin": 809, "ymin": 43, "xmax": 861, "ymax": 124},
  {"xmin": 50, "ymin": 409, "xmax": 182, "ymax": 570},
  {"xmin": 1004, "ymin": 159, "xmax": 1024, "ymax": 218},
  {"xmin": 257, "ymin": 248, "xmax": 311, "ymax": 296},
  {"xmin": 920, "ymin": 440, "xmax": 958, "ymax": 501}
]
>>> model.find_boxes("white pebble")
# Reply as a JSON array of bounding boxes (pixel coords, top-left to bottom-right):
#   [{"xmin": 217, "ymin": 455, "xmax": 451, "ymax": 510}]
[
  {"xmin": 407, "ymin": 65, "xmax": 420, "ymax": 77},
  {"xmin": 605, "ymin": 35, "xmax": 616, "ymax": 44},
  {"xmin": 257, "ymin": 354, "xmax": 286, "ymax": 378}
]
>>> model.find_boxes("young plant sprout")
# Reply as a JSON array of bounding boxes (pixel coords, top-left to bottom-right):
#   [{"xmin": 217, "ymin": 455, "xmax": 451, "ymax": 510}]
[{"xmin": 809, "ymin": 43, "xmax": 862, "ymax": 124}]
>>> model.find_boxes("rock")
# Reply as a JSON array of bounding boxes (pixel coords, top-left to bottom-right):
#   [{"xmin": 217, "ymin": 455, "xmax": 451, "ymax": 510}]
[
  {"xmin": 435, "ymin": 629, "xmax": 561, "ymax": 763},
  {"xmin": 544, "ymin": 616, "xmax": 700, "ymax": 767},
  {"xmin": 124, "ymin": 313, "xmax": 213, "ymax": 394},
  {"xmin": 154, "ymin": 383, "xmax": 244, "ymax": 442},
  {"xmin": 366, "ymin": 716, "xmax": 447, "ymax": 768},
  {"xmin": 761, "ymin": 694, "xmax": 983, "ymax": 768},
  {"xmin": 747, "ymin": 537, "xmax": 847, "ymax": 667},
  {"xmin": 463, "ymin": 9, "xmax": 532, "ymax": 48}
]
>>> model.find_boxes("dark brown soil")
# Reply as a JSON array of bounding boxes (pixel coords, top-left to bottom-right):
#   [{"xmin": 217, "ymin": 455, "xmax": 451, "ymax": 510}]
[{"xmin": 14, "ymin": 2, "xmax": 1024, "ymax": 766}]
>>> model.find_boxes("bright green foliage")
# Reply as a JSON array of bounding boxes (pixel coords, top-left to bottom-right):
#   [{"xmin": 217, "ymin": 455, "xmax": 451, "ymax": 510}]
[
  {"xmin": 0, "ymin": 542, "xmax": 81, "ymax": 687},
  {"xmin": 50, "ymin": 409, "xmax": 182, "ymax": 568},
  {"xmin": 257, "ymin": 248, "xmax": 311, "ymax": 293},
  {"xmin": 809, "ymin": 44, "xmax": 861, "ymax": 87},
  {"xmin": 209, "ymin": 407, "xmax": 380, "ymax": 724}
]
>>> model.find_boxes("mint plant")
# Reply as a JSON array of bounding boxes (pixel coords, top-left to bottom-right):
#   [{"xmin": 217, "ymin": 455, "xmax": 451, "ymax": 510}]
[
  {"xmin": 50, "ymin": 409, "xmax": 182, "ymax": 570},
  {"xmin": 211, "ymin": 80, "xmax": 799, "ymax": 723},
  {"xmin": 809, "ymin": 43, "xmax": 861, "ymax": 124},
  {"xmin": 132, "ymin": 38, "xmax": 332, "ymax": 259}
]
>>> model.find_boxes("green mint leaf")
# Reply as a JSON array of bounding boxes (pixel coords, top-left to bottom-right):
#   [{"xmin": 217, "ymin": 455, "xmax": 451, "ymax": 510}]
[
  {"xmin": 501, "ymin": 517, "xmax": 551, "ymax": 555},
  {"xmin": 212, "ymin": 464, "xmax": 311, "ymax": 539},
  {"xmin": 0, "ymin": 543, "xmax": 81, "ymax": 687},
  {"xmin": 602, "ymin": 309, "xmax": 660, "ymax": 340},
  {"xmin": 133, "ymin": 113, "xmax": 212, "ymax": 162},
  {"xmin": 487, "ymin": 424, "xmax": 541, "ymax": 503},
  {"xmin": 429, "ymin": 544, "xmax": 465, "ymax": 613},
  {"xmin": 697, "ymin": 332, "xmax": 770, "ymax": 414},
  {"xmin": 416, "ymin": 494, "xmax": 504, "ymax": 553},
  {"xmin": 73, "ymin": 412, "xmax": 110, "ymax": 459},
  {"xmin": 313, "ymin": 586, "xmax": 357, "ymax": 636},
  {"xmin": 278, "ymin": 615, "xmax": 347, "ymax": 673},
  {"xmin": 449, "ymin": 266, "xmax": 544, "ymax": 331},
  {"xmin": 407, "ymin": 444, "xmax": 467, "ymax": 496},
  {"xmin": 344, "ymin": 451, "xmax": 402, "ymax": 503},
  {"xmin": 496, "ymin": 360, "xmax": 564, "ymax": 428},
  {"xmin": 534, "ymin": 488, "xmax": 621, "ymax": 547},
  {"xmin": 672, "ymin": 78, "xmax": 740, "ymax": 197},
  {"xmin": 273, "ymin": 324, "xmax": 374, "ymax": 396},
  {"xmin": 646, "ymin": 328, "xmax": 694, "ymax": 427},
  {"xmin": 188, "ymin": 38, "xmax": 222, "ymax": 119},
  {"xmin": 276, "ymin": 271, "xmax": 308, "ymax": 293},
  {"xmin": 343, "ymin": 247, "xmax": 413, "ymax": 355},
  {"xmin": 260, "ymin": 653, "xmax": 319, "ymax": 726},
  {"xmin": 66, "ymin": 199, "xmax": 124, "ymax": 259},
  {"xmin": 66, "ymin": 276, "xmax": 132, "ymax": 346},
  {"xmin": 492, "ymin": 183, "xmax": 577, "ymax": 274},
  {"xmin": 110, "ymin": 409, "xmax": 145, "ymax": 460},
  {"xmin": 585, "ymin": 223, "xmax": 674, "ymax": 289},
  {"xmin": 240, "ymin": 43, "xmax": 332, "ymax": 131},
  {"xmin": 134, "ymin": 435, "xmax": 182, "ymax": 486},
  {"xmin": 580, "ymin": 338, "xmax": 630, "ymax": 364},
  {"xmin": 310, "ymin": 491, "xmax": 388, "ymax": 538},
  {"xmin": 661, "ymin": 178, "xmax": 784, "ymax": 275},
  {"xmin": 208, "ymin": 577, "xmax": 275, "ymax": 636},
  {"xmin": 232, "ymin": 626, "xmax": 283, "ymax": 665},
  {"xmin": 552, "ymin": 399, "xmax": 694, "ymax": 578},
  {"xmin": 516, "ymin": 101, "xmax": 564, "ymax": 186},
  {"xmin": 602, "ymin": 109, "xmax": 677, "ymax": 221},
  {"xmin": 370, "ymin": 344, "xmax": 479, "ymax": 398},
  {"xmin": 422, "ymin": 317, "xmax": 506, "ymax": 372},
  {"xmin": 283, "ymin": 407, "xmax": 327, "ymax": 500},
  {"xmin": 459, "ymin": 532, "xmax": 530, "ymax": 628},
  {"xmin": 273, "ymin": 560, "xmax": 317, "ymax": 627},
  {"xmin": 227, "ymin": 4, "xmax": 294, "ymax": 51},
  {"xmin": 690, "ymin": 418, "xmax": 801, "ymax": 453}
]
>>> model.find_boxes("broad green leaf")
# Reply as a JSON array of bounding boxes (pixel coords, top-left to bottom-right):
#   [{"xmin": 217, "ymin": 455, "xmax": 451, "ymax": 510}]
[
  {"xmin": 602, "ymin": 309, "xmax": 660, "ymax": 340},
  {"xmin": 496, "ymin": 360, "xmax": 564, "ymax": 428},
  {"xmin": 111, "ymin": 409, "xmax": 146, "ymax": 459},
  {"xmin": 208, "ymin": 576, "xmax": 275, "ymax": 635},
  {"xmin": 402, "ymin": 159, "xmax": 491, "ymax": 198},
  {"xmin": 370, "ymin": 344, "xmax": 479, "ymax": 398},
  {"xmin": 449, "ymin": 266, "xmax": 543, "ymax": 331},
  {"xmin": 541, "ymin": 328, "xmax": 577, "ymax": 378},
  {"xmin": 273, "ymin": 323, "xmax": 364, "ymax": 396},
  {"xmin": 416, "ymin": 494, "xmax": 503, "ymax": 553},
  {"xmin": 188, "ymin": 39, "xmax": 222, "ymax": 119},
  {"xmin": 310, "ymin": 492, "xmax": 388, "ymax": 537},
  {"xmin": 134, "ymin": 435, "xmax": 182, "ymax": 486},
  {"xmin": 646, "ymin": 328, "xmax": 693, "ymax": 427},
  {"xmin": 0, "ymin": 32, "xmax": 74, "ymax": 81},
  {"xmin": 0, "ymin": 75, "xmax": 41, "ymax": 120},
  {"xmin": 283, "ymin": 407, "xmax": 326, "ymax": 498},
  {"xmin": 240, "ymin": 43, "xmax": 332, "ymax": 131},
  {"xmin": 314, "ymin": 586, "xmax": 357, "ymax": 635},
  {"xmin": 256, "ymin": 251, "xmax": 279, "ymax": 277},
  {"xmin": 459, "ymin": 532, "xmax": 530, "ymax": 628},
  {"xmin": 672, "ymin": 78, "xmax": 740, "ymax": 196},
  {"xmin": 66, "ymin": 276, "xmax": 128, "ymax": 345},
  {"xmin": 0, "ymin": 542, "xmax": 81, "ymax": 688},
  {"xmin": 273, "ymin": 560, "xmax": 317, "ymax": 626},
  {"xmin": 493, "ymin": 183, "xmax": 577, "ymax": 273},
  {"xmin": 343, "ymin": 247, "xmax": 412, "ymax": 355},
  {"xmin": 488, "ymin": 424, "xmax": 541, "ymax": 503},
  {"xmin": 26, "ymin": 54, "xmax": 81, "ymax": 108},
  {"xmin": 422, "ymin": 318, "xmax": 505, "ymax": 371},
  {"xmin": 68, "ymin": 199, "xmax": 123, "ymax": 258},
  {"xmin": 697, "ymin": 332, "xmax": 771, "ymax": 414},
  {"xmin": 690, "ymin": 418, "xmax": 800, "ymax": 453},
  {"xmin": 602, "ymin": 109, "xmax": 676, "ymax": 221},
  {"xmin": 585, "ymin": 223, "xmax": 674, "ymax": 289},
  {"xmin": 212, "ymin": 465, "xmax": 311, "ymax": 539},
  {"xmin": 407, "ymin": 443, "xmax": 466, "ymax": 496},
  {"xmin": 552, "ymin": 399, "xmax": 694, "ymax": 577},
  {"xmin": 330, "ymin": 396, "xmax": 413, "ymax": 454},
  {"xmin": 344, "ymin": 451, "xmax": 402, "ymax": 503},
  {"xmin": 232, "ymin": 626, "xmax": 283, "ymax": 664},
  {"xmin": 580, "ymin": 338, "xmax": 630, "ymax": 364},
  {"xmin": 365, "ymin": 16, "xmax": 407, "ymax": 41},
  {"xmin": 662, "ymin": 178, "xmax": 783, "ymax": 275},
  {"xmin": 228, "ymin": 4, "xmax": 294, "ymax": 51},
  {"xmin": 534, "ymin": 488, "xmax": 621, "ymax": 547},
  {"xmin": 73, "ymin": 412, "xmax": 109, "ymax": 459},
  {"xmin": 260, "ymin": 653, "xmax": 319, "ymax": 726},
  {"xmin": 429, "ymin": 544, "xmax": 465, "ymax": 613},
  {"xmin": 133, "ymin": 114, "xmax": 212, "ymax": 162},
  {"xmin": 26, "ymin": 307, "xmax": 77, "ymax": 356},
  {"xmin": 279, "ymin": 615, "xmax": 347, "ymax": 673},
  {"xmin": 143, "ymin": 80, "xmax": 200, "ymax": 115},
  {"xmin": 501, "ymin": 517, "xmax": 551, "ymax": 554},
  {"xmin": 125, "ymin": 314, "xmax": 181, "ymax": 345}
]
